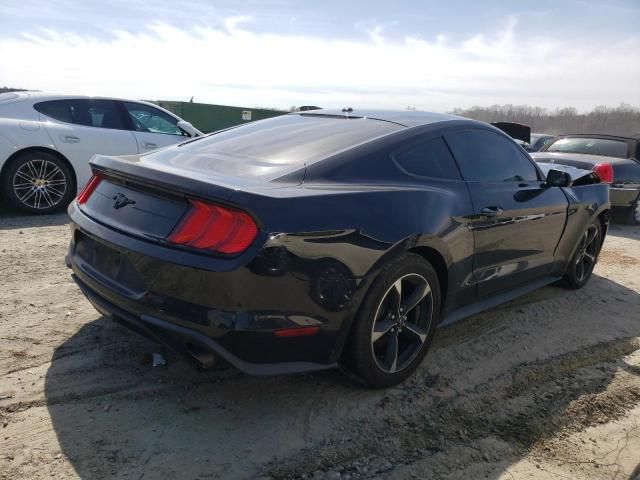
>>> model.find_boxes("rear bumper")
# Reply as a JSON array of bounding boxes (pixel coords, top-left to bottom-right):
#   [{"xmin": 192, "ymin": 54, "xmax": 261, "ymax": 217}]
[
  {"xmin": 72, "ymin": 272, "xmax": 335, "ymax": 375},
  {"xmin": 610, "ymin": 187, "xmax": 639, "ymax": 208},
  {"xmin": 65, "ymin": 202, "xmax": 373, "ymax": 374}
]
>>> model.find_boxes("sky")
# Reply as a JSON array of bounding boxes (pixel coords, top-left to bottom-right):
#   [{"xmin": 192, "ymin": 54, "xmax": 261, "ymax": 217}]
[{"xmin": 0, "ymin": 0, "xmax": 639, "ymax": 112}]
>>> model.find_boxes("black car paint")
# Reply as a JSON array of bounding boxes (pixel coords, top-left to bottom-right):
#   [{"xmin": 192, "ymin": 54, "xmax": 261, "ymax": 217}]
[{"xmin": 67, "ymin": 111, "xmax": 610, "ymax": 375}]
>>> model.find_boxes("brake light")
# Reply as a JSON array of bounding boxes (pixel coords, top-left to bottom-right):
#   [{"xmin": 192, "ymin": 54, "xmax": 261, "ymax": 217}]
[
  {"xmin": 592, "ymin": 163, "xmax": 613, "ymax": 184},
  {"xmin": 76, "ymin": 174, "xmax": 102, "ymax": 204},
  {"xmin": 167, "ymin": 200, "xmax": 258, "ymax": 255}
]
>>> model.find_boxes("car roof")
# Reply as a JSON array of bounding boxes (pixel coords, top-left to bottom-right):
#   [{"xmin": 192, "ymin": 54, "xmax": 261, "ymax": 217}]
[
  {"xmin": 532, "ymin": 151, "xmax": 633, "ymax": 164},
  {"xmin": 14, "ymin": 91, "xmax": 162, "ymax": 108},
  {"xmin": 14, "ymin": 91, "xmax": 181, "ymax": 120},
  {"xmin": 14, "ymin": 91, "xmax": 146, "ymax": 102},
  {"xmin": 294, "ymin": 108, "xmax": 468, "ymax": 128},
  {"xmin": 555, "ymin": 133, "xmax": 640, "ymax": 141}
]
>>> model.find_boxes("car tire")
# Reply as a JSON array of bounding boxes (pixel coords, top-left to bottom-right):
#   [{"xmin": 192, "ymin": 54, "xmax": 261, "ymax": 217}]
[
  {"xmin": 341, "ymin": 253, "xmax": 440, "ymax": 388},
  {"xmin": 561, "ymin": 219, "xmax": 602, "ymax": 289},
  {"xmin": 1, "ymin": 151, "xmax": 75, "ymax": 214},
  {"xmin": 623, "ymin": 195, "xmax": 640, "ymax": 226}
]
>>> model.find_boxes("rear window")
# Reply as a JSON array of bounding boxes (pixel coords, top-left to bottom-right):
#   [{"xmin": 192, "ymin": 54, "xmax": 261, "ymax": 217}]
[
  {"xmin": 546, "ymin": 137, "xmax": 629, "ymax": 158},
  {"xmin": 181, "ymin": 114, "xmax": 403, "ymax": 167}
]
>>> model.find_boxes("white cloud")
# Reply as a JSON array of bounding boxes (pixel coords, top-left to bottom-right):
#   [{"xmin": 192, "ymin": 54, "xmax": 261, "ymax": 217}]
[
  {"xmin": 224, "ymin": 15, "xmax": 253, "ymax": 34},
  {"xmin": 0, "ymin": 18, "xmax": 638, "ymax": 111}
]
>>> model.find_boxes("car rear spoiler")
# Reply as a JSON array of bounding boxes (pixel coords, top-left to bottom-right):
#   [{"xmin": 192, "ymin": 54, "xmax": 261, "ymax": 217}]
[{"xmin": 491, "ymin": 122, "xmax": 531, "ymax": 144}]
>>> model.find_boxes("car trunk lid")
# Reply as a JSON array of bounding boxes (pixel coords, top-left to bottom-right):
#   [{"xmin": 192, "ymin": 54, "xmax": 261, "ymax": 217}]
[
  {"xmin": 81, "ymin": 176, "xmax": 189, "ymax": 241},
  {"xmin": 81, "ymin": 153, "xmax": 284, "ymax": 246}
]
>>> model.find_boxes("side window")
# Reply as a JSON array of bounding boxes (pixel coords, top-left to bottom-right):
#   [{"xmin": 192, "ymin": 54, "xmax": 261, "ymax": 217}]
[
  {"xmin": 393, "ymin": 137, "xmax": 461, "ymax": 180},
  {"xmin": 122, "ymin": 102, "xmax": 182, "ymax": 136},
  {"xmin": 35, "ymin": 99, "xmax": 126, "ymax": 130},
  {"xmin": 446, "ymin": 129, "xmax": 539, "ymax": 182},
  {"xmin": 34, "ymin": 100, "xmax": 73, "ymax": 123}
]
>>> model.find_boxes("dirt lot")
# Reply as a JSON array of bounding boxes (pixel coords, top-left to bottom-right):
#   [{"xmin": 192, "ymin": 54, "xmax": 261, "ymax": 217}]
[{"xmin": 1, "ymin": 210, "xmax": 639, "ymax": 480}]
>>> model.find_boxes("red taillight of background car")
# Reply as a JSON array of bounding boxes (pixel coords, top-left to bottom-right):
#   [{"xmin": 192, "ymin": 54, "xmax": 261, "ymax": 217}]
[
  {"xmin": 592, "ymin": 163, "xmax": 613, "ymax": 184},
  {"xmin": 167, "ymin": 200, "xmax": 258, "ymax": 255},
  {"xmin": 76, "ymin": 174, "xmax": 102, "ymax": 204}
]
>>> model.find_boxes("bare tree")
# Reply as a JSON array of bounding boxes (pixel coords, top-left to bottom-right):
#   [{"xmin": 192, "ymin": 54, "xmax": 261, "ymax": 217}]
[{"xmin": 450, "ymin": 104, "xmax": 640, "ymax": 137}]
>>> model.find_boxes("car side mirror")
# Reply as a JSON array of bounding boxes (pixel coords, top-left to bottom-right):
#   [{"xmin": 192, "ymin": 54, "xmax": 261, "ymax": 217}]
[
  {"xmin": 546, "ymin": 169, "xmax": 571, "ymax": 187},
  {"xmin": 177, "ymin": 120, "xmax": 199, "ymax": 138}
]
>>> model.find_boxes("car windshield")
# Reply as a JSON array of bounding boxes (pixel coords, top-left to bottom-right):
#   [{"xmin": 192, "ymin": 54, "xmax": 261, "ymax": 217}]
[
  {"xmin": 530, "ymin": 134, "xmax": 548, "ymax": 144},
  {"xmin": 546, "ymin": 137, "xmax": 629, "ymax": 158}
]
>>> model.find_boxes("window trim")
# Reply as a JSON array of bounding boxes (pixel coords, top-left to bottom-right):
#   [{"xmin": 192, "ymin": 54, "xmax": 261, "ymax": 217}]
[
  {"xmin": 444, "ymin": 127, "xmax": 544, "ymax": 183},
  {"xmin": 120, "ymin": 101, "xmax": 186, "ymax": 137},
  {"xmin": 390, "ymin": 134, "xmax": 464, "ymax": 182}
]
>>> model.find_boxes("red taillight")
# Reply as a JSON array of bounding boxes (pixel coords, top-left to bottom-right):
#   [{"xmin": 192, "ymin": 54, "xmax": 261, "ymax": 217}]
[
  {"xmin": 76, "ymin": 174, "xmax": 102, "ymax": 204},
  {"xmin": 167, "ymin": 200, "xmax": 258, "ymax": 255},
  {"xmin": 274, "ymin": 326, "xmax": 320, "ymax": 338},
  {"xmin": 592, "ymin": 163, "xmax": 613, "ymax": 184}
]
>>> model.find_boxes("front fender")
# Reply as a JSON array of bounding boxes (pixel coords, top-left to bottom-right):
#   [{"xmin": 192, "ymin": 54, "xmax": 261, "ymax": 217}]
[{"xmin": 554, "ymin": 183, "xmax": 610, "ymax": 274}]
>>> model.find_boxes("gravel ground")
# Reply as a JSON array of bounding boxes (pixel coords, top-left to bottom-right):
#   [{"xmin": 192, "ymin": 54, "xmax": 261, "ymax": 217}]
[{"xmin": 0, "ymin": 209, "xmax": 639, "ymax": 480}]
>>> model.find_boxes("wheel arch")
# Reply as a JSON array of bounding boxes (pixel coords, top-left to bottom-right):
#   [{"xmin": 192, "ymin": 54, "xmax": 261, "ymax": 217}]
[
  {"xmin": 335, "ymin": 241, "xmax": 450, "ymax": 363},
  {"xmin": 597, "ymin": 208, "xmax": 610, "ymax": 251},
  {"xmin": 0, "ymin": 146, "xmax": 77, "ymax": 191}
]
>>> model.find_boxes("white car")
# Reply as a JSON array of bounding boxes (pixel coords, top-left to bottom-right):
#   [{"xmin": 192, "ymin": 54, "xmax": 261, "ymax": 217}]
[{"xmin": 0, "ymin": 92, "xmax": 202, "ymax": 213}]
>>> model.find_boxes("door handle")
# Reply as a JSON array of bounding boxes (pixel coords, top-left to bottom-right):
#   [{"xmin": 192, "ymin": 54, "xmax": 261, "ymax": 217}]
[
  {"xmin": 61, "ymin": 135, "xmax": 80, "ymax": 143},
  {"xmin": 143, "ymin": 142, "xmax": 158, "ymax": 149},
  {"xmin": 480, "ymin": 206, "xmax": 504, "ymax": 217}
]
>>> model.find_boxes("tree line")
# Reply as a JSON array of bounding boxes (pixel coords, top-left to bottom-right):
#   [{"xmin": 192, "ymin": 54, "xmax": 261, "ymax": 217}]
[
  {"xmin": 0, "ymin": 87, "xmax": 28, "ymax": 93},
  {"xmin": 449, "ymin": 104, "xmax": 640, "ymax": 137},
  {"xmin": 4, "ymin": 86, "xmax": 639, "ymax": 136}
]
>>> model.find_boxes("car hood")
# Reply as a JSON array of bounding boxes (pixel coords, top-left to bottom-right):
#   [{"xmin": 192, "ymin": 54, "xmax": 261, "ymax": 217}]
[
  {"xmin": 532, "ymin": 152, "xmax": 640, "ymax": 184},
  {"xmin": 536, "ymin": 162, "xmax": 597, "ymax": 185},
  {"xmin": 531, "ymin": 151, "xmax": 636, "ymax": 166}
]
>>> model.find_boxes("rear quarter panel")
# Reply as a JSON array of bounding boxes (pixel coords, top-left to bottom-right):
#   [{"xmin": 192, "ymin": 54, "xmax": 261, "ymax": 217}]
[
  {"xmin": 234, "ymin": 173, "xmax": 475, "ymax": 307},
  {"xmin": 0, "ymin": 118, "xmax": 57, "ymax": 170}
]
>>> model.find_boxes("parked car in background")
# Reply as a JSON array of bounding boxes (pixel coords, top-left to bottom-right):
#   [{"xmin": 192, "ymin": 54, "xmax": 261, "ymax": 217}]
[
  {"xmin": 526, "ymin": 133, "xmax": 556, "ymax": 152},
  {"xmin": 0, "ymin": 92, "xmax": 202, "ymax": 213},
  {"xmin": 66, "ymin": 109, "xmax": 609, "ymax": 387},
  {"xmin": 532, "ymin": 134, "xmax": 640, "ymax": 224},
  {"xmin": 489, "ymin": 122, "xmax": 553, "ymax": 151}
]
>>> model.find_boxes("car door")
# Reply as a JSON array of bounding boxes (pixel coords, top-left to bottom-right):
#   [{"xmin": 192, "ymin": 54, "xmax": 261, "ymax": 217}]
[
  {"xmin": 120, "ymin": 101, "xmax": 188, "ymax": 153},
  {"xmin": 36, "ymin": 99, "xmax": 139, "ymax": 189},
  {"xmin": 444, "ymin": 128, "xmax": 568, "ymax": 297}
]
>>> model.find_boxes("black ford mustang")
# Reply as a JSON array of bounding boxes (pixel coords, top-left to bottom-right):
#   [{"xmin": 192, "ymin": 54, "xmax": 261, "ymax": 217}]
[{"xmin": 66, "ymin": 110, "xmax": 610, "ymax": 387}]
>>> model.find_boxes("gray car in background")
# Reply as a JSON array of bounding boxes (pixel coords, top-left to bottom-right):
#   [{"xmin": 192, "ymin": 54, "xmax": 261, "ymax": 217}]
[
  {"xmin": 526, "ymin": 133, "xmax": 556, "ymax": 152},
  {"xmin": 533, "ymin": 134, "xmax": 640, "ymax": 224}
]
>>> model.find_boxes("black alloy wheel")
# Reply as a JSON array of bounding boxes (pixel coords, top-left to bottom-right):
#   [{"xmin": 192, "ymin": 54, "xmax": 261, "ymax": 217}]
[
  {"xmin": 563, "ymin": 220, "xmax": 602, "ymax": 289},
  {"xmin": 370, "ymin": 273, "xmax": 433, "ymax": 373},
  {"xmin": 626, "ymin": 195, "xmax": 640, "ymax": 225},
  {"xmin": 341, "ymin": 254, "xmax": 440, "ymax": 388}
]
